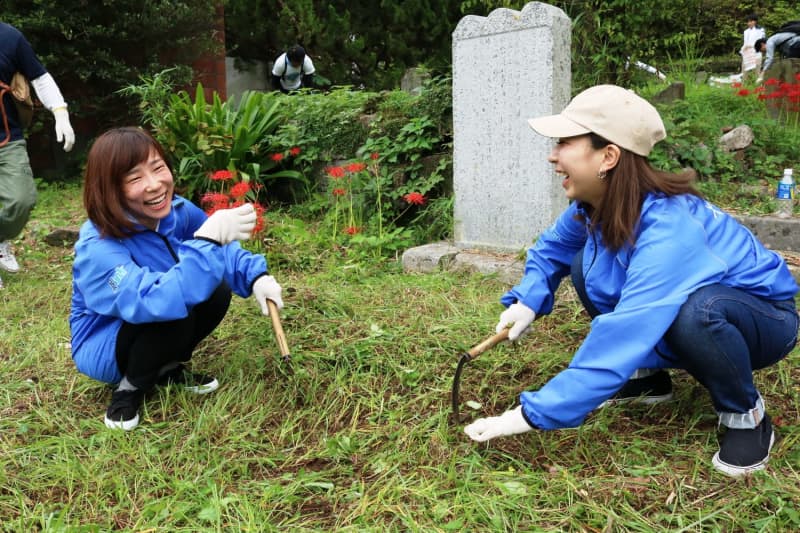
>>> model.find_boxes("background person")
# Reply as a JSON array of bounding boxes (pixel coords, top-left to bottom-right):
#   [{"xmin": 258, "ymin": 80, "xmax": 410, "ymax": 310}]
[
  {"xmin": 740, "ymin": 14, "xmax": 765, "ymax": 81},
  {"xmin": 0, "ymin": 21, "xmax": 75, "ymax": 288},
  {"xmin": 271, "ymin": 44, "xmax": 316, "ymax": 94},
  {"xmin": 463, "ymin": 85, "xmax": 798, "ymax": 478},
  {"xmin": 70, "ymin": 127, "xmax": 284, "ymax": 431},
  {"xmin": 755, "ymin": 30, "xmax": 800, "ymax": 81}
]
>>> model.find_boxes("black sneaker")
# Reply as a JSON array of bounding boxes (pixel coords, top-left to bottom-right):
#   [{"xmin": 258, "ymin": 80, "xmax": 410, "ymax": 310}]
[
  {"xmin": 157, "ymin": 364, "xmax": 219, "ymax": 395},
  {"xmin": 104, "ymin": 389, "xmax": 144, "ymax": 430},
  {"xmin": 712, "ymin": 414, "xmax": 775, "ymax": 477},
  {"xmin": 600, "ymin": 370, "xmax": 673, "ymax": 407}
]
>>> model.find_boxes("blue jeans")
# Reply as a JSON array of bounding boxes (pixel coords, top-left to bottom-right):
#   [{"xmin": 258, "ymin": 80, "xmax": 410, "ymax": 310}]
[{"xmin": 571, "ymin": 250, "xmax": 799, "ymax": 428}]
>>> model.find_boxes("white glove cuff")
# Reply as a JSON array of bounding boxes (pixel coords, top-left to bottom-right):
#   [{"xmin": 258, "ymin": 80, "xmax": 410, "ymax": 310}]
[{"xmin": 31, "ymin": 73, "xmax": 67, "ymax": 111}]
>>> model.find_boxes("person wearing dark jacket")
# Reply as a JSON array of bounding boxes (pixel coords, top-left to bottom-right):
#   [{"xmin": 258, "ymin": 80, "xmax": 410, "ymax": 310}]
[
  {"xmin": 70, "ymin": 127, "xmax": 284, "ymax": 431},
  {"xmin": 0, "ymin": 22, "xmax": 75, "ymax": 286}
]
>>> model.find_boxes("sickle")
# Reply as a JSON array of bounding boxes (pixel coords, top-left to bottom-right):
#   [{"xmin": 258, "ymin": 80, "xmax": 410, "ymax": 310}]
[{"xmin": 451, "ymin": 328, "xmax": 510, "ymax": 423}]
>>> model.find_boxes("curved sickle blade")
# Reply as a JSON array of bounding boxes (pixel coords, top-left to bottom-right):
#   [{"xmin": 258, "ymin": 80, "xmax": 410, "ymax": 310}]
[
  {"xmin": 451, "ymin": 353, "xmax": 471, "ymax": 423},
  {"xmin": 450, "ymin": 329, "xmax": 509, "ymax": 424}
]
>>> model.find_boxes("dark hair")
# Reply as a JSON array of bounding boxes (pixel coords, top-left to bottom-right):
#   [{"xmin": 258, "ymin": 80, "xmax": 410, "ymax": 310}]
[
  {"xmin": 83, "ymin": 127, "xmax": 171, "ymax": 238},
  {"xmin": 585, "ymin": 133, "xmax": 700, "ymax": 250},
  {"xmin": 747, "ymin": 13, "xmax": 758, "ymax": 23},
  {"xmin": 287, "ymin": 45, "xmax": 306, "ymax": 64},
  {"xmin": 754, "ymin": 38, "xmax": 766, "ymax": 52}
]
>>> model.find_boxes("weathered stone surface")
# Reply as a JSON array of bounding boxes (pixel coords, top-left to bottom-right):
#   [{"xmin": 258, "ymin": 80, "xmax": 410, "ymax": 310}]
[
  {"xmin": 719, "ymin": 125, "xmax": 754, "ymax": 152},
  {"xmin": 452, "ymin": 2, "xmax": 570, "ymax": 252},
  {"xmin": 651, "ymin": 81, "xmax": 685, "ymax": 104},
  {"xmin": 44, "ymin": 227, "xmax": 80, "ymax": 247},
  {"xmin": 401, "ymin": 242, "xmax": 459, "ymax": 273},
  {"xmin": 400, "ymin": 67, "xmax": 431, "ymax": 95}
]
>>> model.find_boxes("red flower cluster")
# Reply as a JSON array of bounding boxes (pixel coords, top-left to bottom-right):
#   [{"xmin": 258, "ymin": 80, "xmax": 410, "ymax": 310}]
[
  {"xmin": 332, "ymin": 188, "xmax": 346, "ymax": 196},
  {"xmin": 403, "ymin": 192, "xmax": 426, "ymax": 205},
  {"xmin": 201, "ymin": 170, "xmax": 266, "ymax": 235},
  {"xmin": 211, "ymin": 169, "xmax": 234, "ymax": 181},
  {"xmin": 344, "ymin": 226, "xmax": 361, "ymax": 235},
  {"xmin": 735, "ymin": 75, "xmax": 800, "ymax": 112},
  {"xmin": 269, "ymin": 146, "xmax": 302, "ymax": 162},
  {"xmin": 345, "ymin": 162, "xmax": 366, "ymax": 173},
  {"xmin": 326, "ymin": 166, "xmax": 346, "ymax": 179}
]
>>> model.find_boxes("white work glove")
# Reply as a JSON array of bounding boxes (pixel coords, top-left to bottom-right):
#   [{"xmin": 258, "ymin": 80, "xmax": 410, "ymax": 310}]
[
  {"xmin": 53, "ymin": 108, "xmax": 75, "ymax": 152},
  {"xmin": 496, "ymin": 302, "xmax": 536, "ymax": 341},
  {"xmin": 464, "ymin": 405, "xmax": 533, "ymax": 442},
  {"xmin": 194, "ymin": 204, "xmax": 257, "ymax": 244},
  {"xmin": 252, "ymin": 275, "xmax": 284, "ymax": 316}
]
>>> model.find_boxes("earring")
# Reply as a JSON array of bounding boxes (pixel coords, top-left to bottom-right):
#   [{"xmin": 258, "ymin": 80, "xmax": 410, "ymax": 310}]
[{"xmin": 597, "ymin": 169, "xmax": 607, "ymax": 180}]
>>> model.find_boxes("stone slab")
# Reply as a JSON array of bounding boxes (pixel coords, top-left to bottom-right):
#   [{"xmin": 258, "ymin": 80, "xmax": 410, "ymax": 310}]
[
  {"xmin": 452, "ymin": 2, "xmax": 570, "ymax": 252},
  {"xmin": 403, "ymin": 213, "xmax": 800, "ymax": 286}
]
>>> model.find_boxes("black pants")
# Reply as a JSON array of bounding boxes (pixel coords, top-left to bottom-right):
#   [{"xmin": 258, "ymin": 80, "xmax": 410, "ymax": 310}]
[{"xmin": 114, "ymin": 282, "xmax": 232, "ymax": 390}]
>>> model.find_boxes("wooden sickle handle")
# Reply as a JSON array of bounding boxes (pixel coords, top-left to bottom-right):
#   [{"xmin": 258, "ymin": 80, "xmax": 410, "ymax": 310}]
[
  {"xmin": 467, "ymin": 328, "xmax": 510, "ymax": 358},
  {"xmin": 267, "ymin": 300, "xmax": 291, "ymax": 359}
]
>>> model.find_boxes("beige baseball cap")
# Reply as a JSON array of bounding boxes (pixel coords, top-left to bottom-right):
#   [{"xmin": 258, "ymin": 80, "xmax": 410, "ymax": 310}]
[{"xmin": 527, "ymin": 84, "xmax": 666, "ymax": 156}]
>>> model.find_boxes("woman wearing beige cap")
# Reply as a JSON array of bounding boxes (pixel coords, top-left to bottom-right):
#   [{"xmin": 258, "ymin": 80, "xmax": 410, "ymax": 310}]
[{"xmin": 464, "ymin": 85, "xmax": 798, "ymax": 477}]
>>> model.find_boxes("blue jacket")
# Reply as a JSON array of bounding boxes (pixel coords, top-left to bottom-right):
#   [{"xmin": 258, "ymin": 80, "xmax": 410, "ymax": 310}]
[
  {"xmin": 502, "ymin": 193, "xmax": 798, "ymax": 430},
  {"xmin": 69, "ymin": 195, "xmax": 268, "ymax": 383}
]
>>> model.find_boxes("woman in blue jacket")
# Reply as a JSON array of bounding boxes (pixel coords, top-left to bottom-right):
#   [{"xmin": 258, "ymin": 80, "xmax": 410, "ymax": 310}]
[
  {"xmin": 70, "ymin": 127, "xmax": 284, "ymax": 431},
  {"xmin": 464, "ymin": 85, "xmax": 799, "ymax": 477}
]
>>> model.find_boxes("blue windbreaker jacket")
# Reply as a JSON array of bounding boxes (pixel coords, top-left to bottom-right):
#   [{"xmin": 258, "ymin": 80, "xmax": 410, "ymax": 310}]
[
  {"xmin": 501, "ymin": 193, "xmax": 798, "ymax": 430},
  {"xmin": 69, "ymin": 195, "xmax": 268, "ymax": 383}
]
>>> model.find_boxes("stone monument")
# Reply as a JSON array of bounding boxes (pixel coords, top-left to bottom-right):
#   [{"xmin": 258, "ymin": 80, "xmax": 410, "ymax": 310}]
[{"xmin": 452, "ymin": 2, "xmax": 571, "ymax": 252}]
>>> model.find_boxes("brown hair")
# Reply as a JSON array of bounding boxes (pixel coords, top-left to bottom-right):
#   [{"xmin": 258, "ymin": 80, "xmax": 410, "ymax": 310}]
[
  {"xmin": 83, "ymin": 127, "xmax": 170, "ymax": 238},
  {"xmin": 586, "ymin": 133, "xmax": 700, "ymax": 250}
]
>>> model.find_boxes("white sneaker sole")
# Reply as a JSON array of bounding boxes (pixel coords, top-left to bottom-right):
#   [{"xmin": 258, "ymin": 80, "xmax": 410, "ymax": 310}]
[
  {"xmin": 711, "ymin": 430, "xmax": 775, "ymax": 477},
  {"xmin": 599, "ymin": 392, "xmax": 674, "ymax": 408},
  {"xmin": 183, "ymin": 378, "xmax": 219, "ymax": 395},
  {"xmin": 104, "ymin": 413, "xmax": 140, "ymax": 431}
]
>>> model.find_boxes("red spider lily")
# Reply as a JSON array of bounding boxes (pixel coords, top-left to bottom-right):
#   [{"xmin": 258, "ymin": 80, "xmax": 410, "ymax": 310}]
[
  {"xmin": 253, "ymin": 202, "xmax": 266, "ymax": 234},
  {"xmin": 403, "ymin": 192, "xmax": 426, "ymax": 205},
  {"xmin": 370, "ymin": 152, "xmax": 379, "ymax": 160},
  {"xmin": 326, "ymin": 166, "xmax": 345, "ymax": 179},
  {"xmin": 731, "ymin": 82, "xmax": 742, "ymax": 88},
  {"xmin": 345, "ymin": 162, "xmax": 366, "ymax": 173},
  {"xmin": 200, "ymin": 192, "xmax": 231, "ymax": 210},
  {"xmin": 332, "ymin": 188, "xmax": 346, "ymax": 196},
  {"xmin": 230, "ymin": 181, "xmax": 251, "ymax": 199},
  {"xmin": 765, "ymin": 78, "xmax": 780, "ymax": 86},
  {"xmin": 211, "ymin": 169, "xmax": 234, "ymax": 181},
  {"xmin": 344, "ymin": 226, "xmax": 361, "ymax": 235},
  {"xmin": 289, "ymin": 146, "xmax": 301, "ymax": 156},
  {"xmin": 270, "ymin": 153, "xmax": 284, "ymax": 162},
  {"xmin": 737, "ymin": 89, "xmax": 751, "ymax": 97}
]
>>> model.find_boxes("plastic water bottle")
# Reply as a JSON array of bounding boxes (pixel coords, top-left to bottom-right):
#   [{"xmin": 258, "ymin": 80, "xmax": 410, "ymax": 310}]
[{"xmin": 775, "ymin": 168, "xmax": 794, "ymax": 218}]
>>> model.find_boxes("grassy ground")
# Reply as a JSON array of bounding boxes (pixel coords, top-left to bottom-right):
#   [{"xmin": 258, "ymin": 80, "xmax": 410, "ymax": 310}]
[{"xmin": 1, "ymin": 183, "xmax": 799, "ymax": 531}]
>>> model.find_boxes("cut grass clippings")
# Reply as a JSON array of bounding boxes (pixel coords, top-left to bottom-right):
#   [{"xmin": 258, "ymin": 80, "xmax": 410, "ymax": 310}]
[{"xmin": 1, "ymin": 183, "xmax": 799, "ymax": 531}]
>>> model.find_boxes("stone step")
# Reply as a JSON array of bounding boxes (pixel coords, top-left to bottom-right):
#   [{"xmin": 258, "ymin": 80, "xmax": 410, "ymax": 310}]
[{"xmin": 403, "ymin": 213, "xmax": 800, "ymax": 286}]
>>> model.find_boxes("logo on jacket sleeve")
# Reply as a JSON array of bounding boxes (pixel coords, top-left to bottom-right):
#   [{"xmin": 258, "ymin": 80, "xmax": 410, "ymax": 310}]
[{"xmin": 107, "ymin": 265, "xmax": 128, "ymax": 292}]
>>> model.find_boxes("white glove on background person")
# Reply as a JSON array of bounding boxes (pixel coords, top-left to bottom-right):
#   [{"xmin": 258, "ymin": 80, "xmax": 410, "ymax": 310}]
[
  {"xmin": 496, "ymin": 302, "xmax": 536, "ymax": 341},
  {"xmin": 53, "ymin": 107, "xmax": 75, "ymax": 152},
  {"xmin": 464, "ymin": 406, "xmax": 533, "ymax": 442},
  {"xmin": 30, "ymin": 73, "xmax": 75, "ymax": 152},
  {"xmin": 194, "ymin": 204, "xmax": 256, "ymax": 244},
  {"xmin": 252, "ymin": 275, "xmax": 284, "ymax": 316}
]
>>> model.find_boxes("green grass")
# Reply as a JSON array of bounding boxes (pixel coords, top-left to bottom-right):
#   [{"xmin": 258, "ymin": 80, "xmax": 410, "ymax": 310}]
[{"xmin": 1, "ymin": 183, "xmax": 800, "ymax": 531}]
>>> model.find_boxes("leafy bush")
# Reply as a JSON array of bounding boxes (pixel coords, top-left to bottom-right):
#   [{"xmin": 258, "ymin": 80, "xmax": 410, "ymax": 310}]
[{"xmin": 121, "ymin": 72, "xmax": 305, "ymax": 200}]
